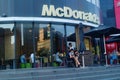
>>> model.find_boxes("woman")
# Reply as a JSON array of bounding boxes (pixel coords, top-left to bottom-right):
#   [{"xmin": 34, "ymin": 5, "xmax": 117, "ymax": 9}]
[
  {"xmin": 69, "ymin": 49, "xmax": 80, "ymax": 67},
  {"xmin": 74, "ymin": 50, "xmax": 80, "ymax": 67}
]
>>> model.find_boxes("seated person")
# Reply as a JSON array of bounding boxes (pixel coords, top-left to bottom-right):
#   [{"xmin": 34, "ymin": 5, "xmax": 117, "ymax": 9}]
[
  {"xmin": 74, "ymin": 50, "xmax": 80, "ymax": 67},
  {"xmin": 69, "ymin": 49, "xmax": 80, "ymax": 67},
  {"xmin": 110, "ymin": 50, "xmax": 118, "ymax": 65},
  {"xmin": 54, "ymin": 51, "xmax": 63, "ymax": 66},
  {"xmin": 74, "ymin": 50, "xmax": 79, "ymax": 57}
]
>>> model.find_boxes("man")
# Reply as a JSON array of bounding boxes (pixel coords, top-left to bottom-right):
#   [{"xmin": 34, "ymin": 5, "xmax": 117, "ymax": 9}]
[
  {"xmin": 20, "ymin": 53, "xmax": 26, "ymax": 64},
  {"xmin": 20, "ymin": 53, "xmax": 26, "ymax": 68},
  {"xmin": 30, "ymin": 52, "xmax": 35, "ymax": 68},
  {"xmin": 55, "ymin": 51, "xmax": 63, "ymax": 66},
  {"xmin": 110, "ymin": 50, "xmax": 118, "ymax": 65},
  {"xmin": 68, "ymin": 43, "xmax": 74, "ymax": 50}
]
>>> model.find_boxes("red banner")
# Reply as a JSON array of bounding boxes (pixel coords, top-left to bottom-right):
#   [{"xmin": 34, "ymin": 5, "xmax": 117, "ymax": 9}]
[
  {"xmin": 106, "ymin": 43, "xmax": 117, "ymax": 53},
  {"xmin": 105, "ymin": 37, "xmax": 117, "ymax": 54}
]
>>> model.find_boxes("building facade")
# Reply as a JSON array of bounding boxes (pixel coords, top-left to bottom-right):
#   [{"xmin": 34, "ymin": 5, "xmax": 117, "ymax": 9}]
[
  {"xmin": 114, "ymin": 0, "xmax": 120, "ymax": 29},
  {"xmin": 0, "ymin": 0, "xmax": 101, "ymax": 68},
  {"xmin": 100, "ymin": 0, "xmax": 116, "ymax": 27},
  {"xmin": 100, "ymin": 0, "xmax": 120, "ymax": 28},
  {"xmin": 99, "ymin": 0, "xmax": 120, "ymax": 64}
]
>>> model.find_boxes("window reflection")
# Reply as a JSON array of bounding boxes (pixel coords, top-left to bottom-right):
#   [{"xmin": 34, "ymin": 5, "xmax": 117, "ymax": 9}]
[
  {"xmin": 66, "ymin": 25, "xmax": 76, "ymax": 49},
  {"xmin": 51, "ymin": 24, "xmax": 65, "ymax": 54},
  {"xmin": 35, "ymin": 24, "xmax": 50, "ymax": 57},
  {"xmin": 34, "ymin": 23, "xmax": 51, "ymax": 66},
  {"xmin": 16, "ymin": 23, "xmax": 33, "ymax": 63},
  {"xmin": 0, "ymin": 24, "xmax": 15, "ymax": 60},
  {"xmin": 7, "ymin": 22, "xmax": 77, "ymax": 68},
  {"xmin": 84, "ymin": 38, "xmax": 90, "ymax": 50}
]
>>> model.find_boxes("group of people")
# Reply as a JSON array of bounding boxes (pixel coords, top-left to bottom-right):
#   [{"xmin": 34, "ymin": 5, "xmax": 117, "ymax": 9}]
[
  {"xmin": 53, "ymin": 43, "xmax": 81, "ymax": 67},
  {"xmin": 20, "ymin": 52, "xmax": 37, "ymax": 68},
  {"xmin": 68, "ymin": 49, "xmax": 80, "ymax": 67},
  {"xmin": 67, "ymin": 43, "xmax": 81, "ymax": 67},
  {"xmin": 20, "ymin": 43, "xmax": 81, "ymax": 68}
]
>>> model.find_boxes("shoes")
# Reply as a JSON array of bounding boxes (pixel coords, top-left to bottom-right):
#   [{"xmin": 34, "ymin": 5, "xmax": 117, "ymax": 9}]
[
  {"xmin": 78, "ymin": 65, "xmax": 81, "ymax": 67},
  {"xmin": 76, "ymin": 64, "xmax": 80, "ymax": 68}
]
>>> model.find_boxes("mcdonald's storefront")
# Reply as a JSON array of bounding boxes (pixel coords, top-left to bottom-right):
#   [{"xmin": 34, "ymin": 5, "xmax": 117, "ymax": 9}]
[{"xmin": 0, "ymin": 0, "xmax": 101, "ymax": 68}]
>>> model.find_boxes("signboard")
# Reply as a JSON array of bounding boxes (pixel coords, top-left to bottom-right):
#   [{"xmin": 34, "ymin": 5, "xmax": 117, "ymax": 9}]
[
  {"xmin": 105, "ymin": 37, "xmax": 117, "ymax": 53},
  {"xmin": 0, "ymin": 0, "xmax": 101, "ymax": 25}
]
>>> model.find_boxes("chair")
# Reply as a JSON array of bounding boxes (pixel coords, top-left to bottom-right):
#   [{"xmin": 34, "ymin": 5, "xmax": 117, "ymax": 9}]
[{"xmin": 65, "ymin": 56, "xmax": 75, "ymax": 67}]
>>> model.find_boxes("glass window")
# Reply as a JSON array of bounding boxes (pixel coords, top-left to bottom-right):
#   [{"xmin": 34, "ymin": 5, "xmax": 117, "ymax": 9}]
[
  {"xmin": 34, "ymin": 23, "xmax": 50, "ymax": 58},
  {"xmin": 15, "ymin": 23, "xmax": 34, "ymax": 63},
  {"xmin": 15, "ymin": 23, "xmax": 51, "ymax": 67},
  {"xmin": 66, "ymin": 25, "xmax": 76, "ymax": 49},
  {"xmin": 0, "ymin": 23, "xmax": 15, "ymax": 61},
  {"xmin": 84, "ymin": 38, "xmax": 90, "ymax": 50},
  {"xmin": 51, "ymin": 24, "xmax": 65, "ymax": 54},
  {"xmin": 107, "ymin": 9, "xmax": 115, "ymax": 18}
]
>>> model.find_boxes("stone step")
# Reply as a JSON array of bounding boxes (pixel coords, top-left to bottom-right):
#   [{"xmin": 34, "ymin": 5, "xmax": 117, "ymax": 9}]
[
  {"xmin": 0, "ymin": 65, "xmax": 120, "ymax": 74},
  {"xmin": 0, "ymin": 66, "xmax": 120, "ymax": 77},
  {"xmin": 0, "ymin": 66, "xmax": 120, "ymax": 80},
  {"xmin": 1, "ymin": 70, "xmax": 120, "ymax": 80},
  {"xmin": 52, "ymin": 73, "xmax": 120, "ymax": 80},
  {"xmin": 0, "ymin": 65, "xmax": 120, "ymax": 80}
]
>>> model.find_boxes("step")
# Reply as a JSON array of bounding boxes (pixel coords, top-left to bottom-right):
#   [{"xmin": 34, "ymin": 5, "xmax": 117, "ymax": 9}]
[
  {"xmin": 0, "ymin": 65, "xmax": 120, "ymax": 80},
  {"xmin": 1, "ymin": 70, "xmax": 120, "ymax": 80},
  {"xmin": 0, "ymin": 66, "xmax": 120, "ymax": 77},
  {"xmin": 0, "ymin": 66, "xmax": 120, "ymax": 80}
]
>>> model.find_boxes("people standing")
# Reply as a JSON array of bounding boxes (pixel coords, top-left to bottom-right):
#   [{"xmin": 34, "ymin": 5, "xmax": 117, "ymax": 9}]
[
  {"xmin": 20, "ymin": 53, "xmax": 26, "ymax": 68},
  {"xmin": 30, "ymin": 52, "xmax": 35, "ymax": 68},
  {"xmin": 20, "ymin": 53, "xmax": 26, "ymax": 64},
  {"xmin": 68, "ymin": 43, "xmax": 74, "ymax": 50}
]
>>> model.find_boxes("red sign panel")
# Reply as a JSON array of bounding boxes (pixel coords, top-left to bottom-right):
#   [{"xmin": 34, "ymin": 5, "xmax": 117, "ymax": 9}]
[
  {"xmin": 106, "ymin": 43, "xmax": 117, "ymax": 53},
  {"xmin": 114, "ymin": 0, "xmax": 120, "ymax": 29},
  {"xmin": 105, "ymin": 37, "xmax": 117, "ymax": 54}
]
